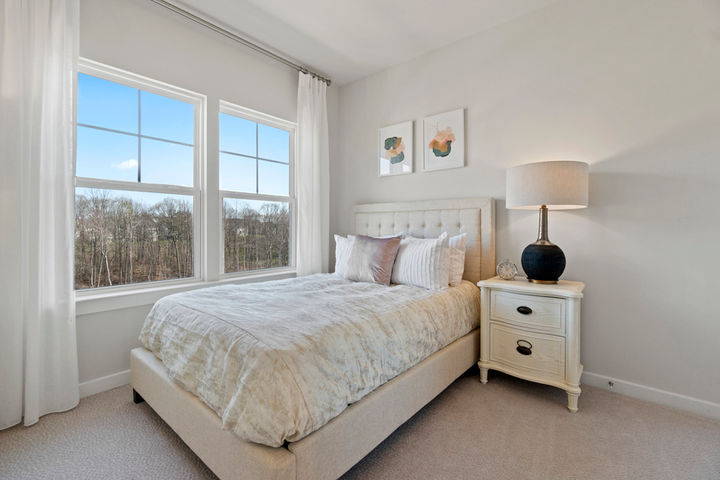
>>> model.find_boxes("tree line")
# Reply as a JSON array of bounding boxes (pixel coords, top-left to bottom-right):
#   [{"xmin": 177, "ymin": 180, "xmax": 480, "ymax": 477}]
[
  {"xmin": 223, "ymin": 200, "xmax": 290, "ymax": 273},
  {"xmin": 75, "ymin": 191, "xmax": 289, "ymax": 289}
]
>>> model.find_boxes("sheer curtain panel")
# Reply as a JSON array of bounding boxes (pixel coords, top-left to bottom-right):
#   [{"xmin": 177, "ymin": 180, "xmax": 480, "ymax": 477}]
[
  {"xmin": 0, "ymin": 0, "xmax": 80, "ymax": 429},
  {"xmin": 296, "ymin": 72, "xmax": 329, "ymax": 275}
]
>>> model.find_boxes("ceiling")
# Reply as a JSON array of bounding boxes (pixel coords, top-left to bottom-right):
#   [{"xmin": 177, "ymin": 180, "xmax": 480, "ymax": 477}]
[{"xmin": 176, "ymin": 0, "xmax": 558, "ymax": 85}]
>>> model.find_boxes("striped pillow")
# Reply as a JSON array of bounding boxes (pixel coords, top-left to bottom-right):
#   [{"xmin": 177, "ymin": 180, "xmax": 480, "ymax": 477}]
[{"xmin": 391, "ymin": 232, "xmax": 449, "ymax": 290}]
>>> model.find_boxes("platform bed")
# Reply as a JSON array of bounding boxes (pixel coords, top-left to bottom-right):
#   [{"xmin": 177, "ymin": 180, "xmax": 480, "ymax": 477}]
[{"xmin": 130, "ymin": 198, "xmax": 495, "ymax": 480}]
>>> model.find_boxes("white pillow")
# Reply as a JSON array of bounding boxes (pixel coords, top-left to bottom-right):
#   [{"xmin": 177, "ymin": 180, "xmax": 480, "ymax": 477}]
[
  {"xmin": 448, "ymin": 233, "xmax": 468, "ymax": 287},
  {"xmin": 391, "ymin": 232, "xmax": 449, "ymax": 290},
  {"xmin": 334, "ymin": 234, "xmax": 355, "ymax": 276}
]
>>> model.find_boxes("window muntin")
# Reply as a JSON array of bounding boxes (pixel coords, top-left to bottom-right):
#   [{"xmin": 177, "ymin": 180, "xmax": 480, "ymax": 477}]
[
  {"xmin": 75, "ymin": 63, "xmax": 202, "ymax": 291},
  {"xmin": 219, "ymin": 104, "xmax": 295, "ymax": 275},
  {"xmin": 76, "ymin": 73, "xmax": 195, "ymax": 185},
  {"xmin": 140, "ymin": 90, "xmax": 195, "ymax": 144},
  {"xmin": 219, "ymin": 113, "xmax": 255, "ymax": 156},
  {"xmin": 77, "ymin": 73, "xmax": 137, "ymax": 133},
  {"xmin": 140, "ymin": 138, "xmax": 194, "ymax": 186},
  {"xmin": 76, "ymin": 126, "xmax": 138, "ymax": 182},
  {"xmin": 219, "ymin": 112, "xmax": 290, "ymax": 195}
]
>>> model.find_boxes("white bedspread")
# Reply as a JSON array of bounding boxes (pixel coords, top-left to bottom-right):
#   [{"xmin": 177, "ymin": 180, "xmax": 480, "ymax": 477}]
[{"xmin": 139, "ymin": 274, "xmax": 480, "ymax": 447}]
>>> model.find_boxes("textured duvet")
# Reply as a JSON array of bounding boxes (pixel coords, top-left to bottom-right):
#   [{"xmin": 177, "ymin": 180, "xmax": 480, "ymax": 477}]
[{"xmin": 139, "ymin": 273, "xmax": 480, "ymax": 447}]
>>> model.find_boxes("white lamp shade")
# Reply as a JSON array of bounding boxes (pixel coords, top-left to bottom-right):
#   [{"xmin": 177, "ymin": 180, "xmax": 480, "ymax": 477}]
[{"xmin": 506, "ymin": 161, "xmax": 589, "ymax": 210}]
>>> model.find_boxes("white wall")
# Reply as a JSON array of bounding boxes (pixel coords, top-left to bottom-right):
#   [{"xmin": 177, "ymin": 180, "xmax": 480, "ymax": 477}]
[
  {"xmin": 76, "ymin": 0, "xmax": 338, "ymax": 392},
  {"xmin": 332, "ymin": 0, "xmax": 720, "ymax": 411}
]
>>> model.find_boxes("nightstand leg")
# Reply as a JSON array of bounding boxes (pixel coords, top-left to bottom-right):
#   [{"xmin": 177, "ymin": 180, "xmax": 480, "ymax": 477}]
[
  {"xmin": 479, "ymin": 365, "xmax": 488, "ymax": 384},
  {"xmin": 567, "ymin": 392, "xmax": 579, "ymax": 413}
]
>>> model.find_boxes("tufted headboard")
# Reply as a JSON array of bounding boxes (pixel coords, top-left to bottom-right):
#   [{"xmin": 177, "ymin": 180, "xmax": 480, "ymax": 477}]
[{"xmin": 354, "ymin": 198, "xmax": 495, "ymax": 284}]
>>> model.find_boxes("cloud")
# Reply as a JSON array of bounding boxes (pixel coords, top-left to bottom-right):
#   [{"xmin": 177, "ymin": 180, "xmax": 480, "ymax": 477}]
[{"xmin": 115, "ymin": 158, "xmax": 138, "ymax": 169}]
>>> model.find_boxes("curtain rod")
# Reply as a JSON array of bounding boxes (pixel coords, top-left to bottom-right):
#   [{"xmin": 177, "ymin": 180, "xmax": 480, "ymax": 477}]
[{"xmin": 148, "ymin": 0, "xmax": 332, "ymax": 86}]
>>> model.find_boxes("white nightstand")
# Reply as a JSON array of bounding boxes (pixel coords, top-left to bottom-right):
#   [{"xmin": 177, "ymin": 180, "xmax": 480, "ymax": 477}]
[{"xmin": 477, "ymin": 276, "xmax": 585, "ymax": 412}]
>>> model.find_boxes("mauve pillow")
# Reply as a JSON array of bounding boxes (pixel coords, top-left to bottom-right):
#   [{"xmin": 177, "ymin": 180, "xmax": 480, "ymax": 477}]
[{"xmin": 343, "ymin": 234, "xmax": 402, "ymax": 285}]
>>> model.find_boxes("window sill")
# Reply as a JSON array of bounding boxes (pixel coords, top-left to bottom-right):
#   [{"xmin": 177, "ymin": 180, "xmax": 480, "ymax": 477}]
[{"xmin": 75, "ymin": 269, "xmax": 296, "ymax": 316}]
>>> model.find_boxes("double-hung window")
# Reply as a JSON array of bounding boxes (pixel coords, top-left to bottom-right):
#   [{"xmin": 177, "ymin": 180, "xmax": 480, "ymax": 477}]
[
  {"xmin": 74, "ymin": 60, "xmax": 204, "ymax": 290},
  {"xmin": 219, "ymin": 102, "xmax": 295, "ymax": 274}
]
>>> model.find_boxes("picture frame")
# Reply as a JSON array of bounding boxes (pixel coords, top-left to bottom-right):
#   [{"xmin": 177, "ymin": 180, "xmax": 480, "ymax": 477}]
[
  {"xmin": 423, "ymin": 108, "xmax": 465, "ymax": 171},
  {"xmin": 378, "ymin": 121, "xmax": 413, "ymax": 177}
]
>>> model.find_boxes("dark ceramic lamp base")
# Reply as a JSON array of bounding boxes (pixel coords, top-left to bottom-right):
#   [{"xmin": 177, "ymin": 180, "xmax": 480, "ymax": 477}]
[
  {"xmin": 521, "ymin": 242, "xmax": 566, "ymax": 284},
  {"xmin": 521, "ymin": 205, "xmax": 566, "ymax": 284}
]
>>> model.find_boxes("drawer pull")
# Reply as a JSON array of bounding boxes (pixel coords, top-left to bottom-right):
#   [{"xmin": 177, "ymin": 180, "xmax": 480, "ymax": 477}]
[
  {"xmin": 516, "ymin": 340, "xmax": 533, "ymax": 356},
  {"xmin": 516, "ymin": 306, "xmax": 533, "ymax": 315}
]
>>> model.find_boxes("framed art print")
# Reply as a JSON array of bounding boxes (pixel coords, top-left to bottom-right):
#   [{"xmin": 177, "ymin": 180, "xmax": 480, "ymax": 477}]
[
  {"xmin": 423, "ymin": 108, "xmax": 464, "ymax": 171},
  {"xmin": 379, "ymin": 121, "xmax": 413, "ymax": 176}
]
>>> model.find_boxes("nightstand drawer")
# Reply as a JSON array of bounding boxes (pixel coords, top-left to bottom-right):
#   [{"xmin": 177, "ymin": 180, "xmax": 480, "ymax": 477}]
[
  {"xmin": 489, "ymin": 323, "xmax": 565, "ymax": 382},
  {"xmin": 490, "ymin": 290, "xmax": 565, "ymax": 334}
]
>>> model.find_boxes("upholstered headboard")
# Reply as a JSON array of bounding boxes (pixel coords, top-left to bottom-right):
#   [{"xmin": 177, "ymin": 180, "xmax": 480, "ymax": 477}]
[{"xmin": 354, "ymin": 198, "xmax": 495, "ymax": 284}]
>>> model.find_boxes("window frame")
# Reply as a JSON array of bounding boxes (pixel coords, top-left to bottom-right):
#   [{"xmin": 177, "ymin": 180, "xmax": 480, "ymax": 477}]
[
  {"xmin": 74, "ymin": 58, "xmax": 207, "ymax": 297},
  {"xmin": 218, "ymin": 100, "xmax": 296, "ymax": 278}
]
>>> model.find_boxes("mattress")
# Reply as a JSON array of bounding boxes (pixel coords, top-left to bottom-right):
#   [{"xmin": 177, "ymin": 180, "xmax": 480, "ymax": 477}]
[{"xmin": 139, "ymin": 273, "xmax": 480, "ymax": 447}]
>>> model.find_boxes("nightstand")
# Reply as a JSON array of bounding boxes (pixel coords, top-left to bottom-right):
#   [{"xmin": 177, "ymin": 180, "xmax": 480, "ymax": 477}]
[{"xmin": 477, "ymin": 276, "xmax": 585, "ymax": 412}]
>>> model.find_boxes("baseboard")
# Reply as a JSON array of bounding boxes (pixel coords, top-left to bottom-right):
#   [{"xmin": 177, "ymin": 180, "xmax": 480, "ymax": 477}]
[
  {"xmin": 79, "ymin": 370, "xmax": 130, "ymax": 399},
  {"xmin": 77, "ymin": 367, "xmax": 720, "ymax": 420},
  {"xmin": 582, "ymin": 371, "xmax": 720, "ymax": 420}
]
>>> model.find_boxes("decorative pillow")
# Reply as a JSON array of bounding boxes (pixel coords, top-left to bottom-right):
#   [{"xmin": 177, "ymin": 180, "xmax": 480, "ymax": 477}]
[
  {"xmin": 391, "ymin": 232, "xmax": 450, "ymax": 290},
  {"xmin": 343, "ymin": 234, "xmax": 402, "ymax": 285},
  {"xmin": 334, "ymin": 234, "xmax": 355, "ymax": 276},
  {"xmin": 448, "ymin": 233, "xmax": 468, "ymax": 287},
  {"xmin": 334, "ymin": 233, "xmax": 404, "ymax": 276}
]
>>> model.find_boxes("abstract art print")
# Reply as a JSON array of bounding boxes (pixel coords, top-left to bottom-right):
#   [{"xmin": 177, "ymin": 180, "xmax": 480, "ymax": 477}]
[
  {"xmin": 423, "ymin": 108, "xmax": 464, "ymax": 171},
  {"xmin": 379, "ymin": 121, "xmax": 413, "ymax": 176}
]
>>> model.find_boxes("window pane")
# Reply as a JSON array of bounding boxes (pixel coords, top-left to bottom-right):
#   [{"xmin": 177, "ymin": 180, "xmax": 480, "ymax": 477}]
[
  {"xmin": 74, "ymin": 188, "xmax": 193, "ymax": 289},
  {"xmin": 220, "ymin": 153, "xmax": 256, "ymax": 193},
  {"xmin": 223, "ymin": 199, "xmax": 289, "ymax": 273},
  {"xmin": 220, "ymin": 113, "xmax": 255, "ymax": 156},
  {"xmin": 78, "ymin": 73, "xmax": 138, "ymax": 133},
  {"xmin": 258, "ymin": 124, "xmax": 289, "ymax": 162},
  {"xmin": 141, "ymin": 91, "xmax": 194, "ymax": 144},
  {"xmin": 258, "ymin": 160, "xmax": 289, "ymax": 196},
  {"xmin": 76, "ymin": 126, "xmax": 138, "ymax": 181},
  {"xmin": 141, "ymin": 138, "xmax": 194, "ymax": 186}
]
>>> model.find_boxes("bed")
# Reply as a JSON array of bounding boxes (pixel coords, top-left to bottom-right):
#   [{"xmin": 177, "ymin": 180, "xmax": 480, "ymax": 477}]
[{"xmin": 130, "ymin": 197, "xmax": 495, "ymax": 480}]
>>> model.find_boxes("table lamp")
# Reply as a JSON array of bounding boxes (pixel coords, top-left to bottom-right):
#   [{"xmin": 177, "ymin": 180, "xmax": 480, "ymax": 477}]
[{"xmin": 506, "ymin": 161, "xmax": 589, "ymax": 284}]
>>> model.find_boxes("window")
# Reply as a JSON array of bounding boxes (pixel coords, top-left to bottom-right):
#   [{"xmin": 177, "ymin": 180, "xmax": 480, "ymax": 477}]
[
  {"xmin": 74, "ymin": 61, "xmax": 204, "ymax": 290},
  {"xmin": 219, "ymin": 102, "xmax": 295, "ymax": 274}
]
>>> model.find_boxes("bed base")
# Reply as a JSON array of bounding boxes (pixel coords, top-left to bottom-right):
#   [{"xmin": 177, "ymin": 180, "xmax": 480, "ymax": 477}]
[{"xmin": 130, "ymin": 328, "xmax": 480, "ymax": 480}]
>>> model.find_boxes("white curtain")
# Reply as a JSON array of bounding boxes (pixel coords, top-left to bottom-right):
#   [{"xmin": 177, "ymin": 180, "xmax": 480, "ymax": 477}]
[
  {"xmin": 296, "ymin": 72, "xmax": 329, "ymax": 275},
  {"xmin": 0, "ymin": 0, "xmax": 80, "ymax": 429}
]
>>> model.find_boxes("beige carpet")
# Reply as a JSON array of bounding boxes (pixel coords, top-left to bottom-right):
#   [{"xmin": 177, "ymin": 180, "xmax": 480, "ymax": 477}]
[{"xmin": 1, "ymin": 370, "xmax": 718, "ymax": 479}]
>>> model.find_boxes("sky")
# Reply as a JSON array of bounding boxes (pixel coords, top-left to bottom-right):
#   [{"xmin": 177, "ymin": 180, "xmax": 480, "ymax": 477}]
[{"xmin": 76, "ymin": 73, "xmax": 290, "ymax": 209}]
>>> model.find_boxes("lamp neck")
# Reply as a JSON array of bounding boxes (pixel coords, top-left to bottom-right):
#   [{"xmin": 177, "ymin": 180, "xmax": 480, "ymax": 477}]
[{"xmin": 537, "ymin": 205, "xmax": 550, "ymax": 243}]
